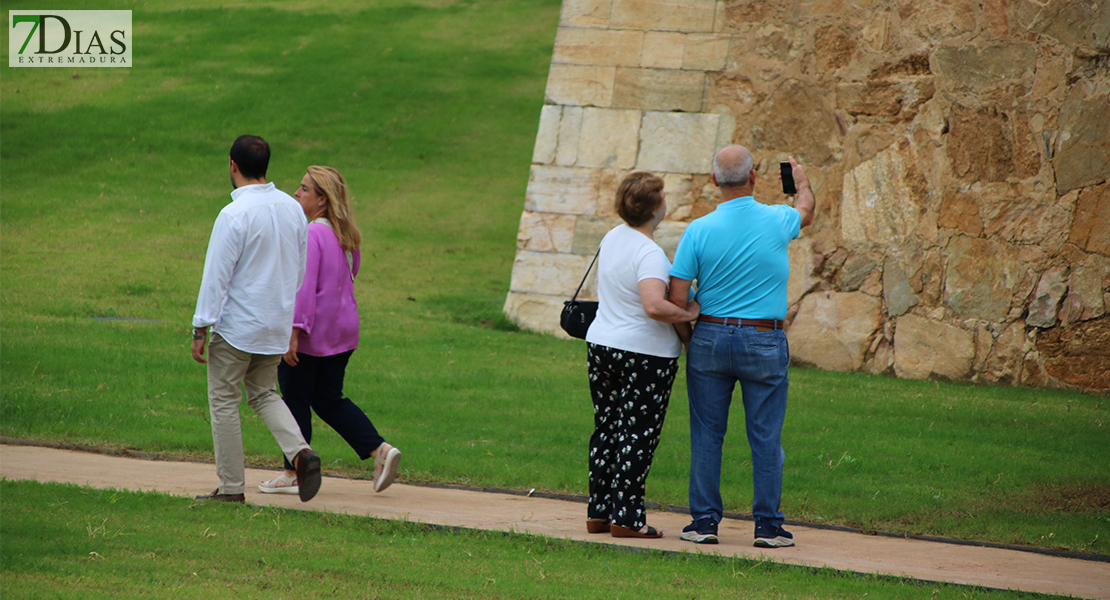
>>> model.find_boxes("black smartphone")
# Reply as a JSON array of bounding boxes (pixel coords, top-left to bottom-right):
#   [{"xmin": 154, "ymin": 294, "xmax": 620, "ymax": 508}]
[{"xmin": 780, "ymin": 162, "xmax": 796, "ymax": 195}]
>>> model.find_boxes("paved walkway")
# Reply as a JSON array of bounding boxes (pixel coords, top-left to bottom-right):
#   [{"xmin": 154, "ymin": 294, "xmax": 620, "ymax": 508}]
[{"xmin": 2, "ymin": 443, "xmax": 1107, "ymax": 599}]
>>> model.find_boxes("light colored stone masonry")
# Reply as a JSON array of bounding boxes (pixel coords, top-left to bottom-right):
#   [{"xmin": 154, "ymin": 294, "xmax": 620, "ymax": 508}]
[
  {"xmin": 506, "ymin": 0, "xmax": 1110, "ymax": 391},
  {"xmin": 508, "ymin": 0, "xmax": 737, "ymax": 337}
]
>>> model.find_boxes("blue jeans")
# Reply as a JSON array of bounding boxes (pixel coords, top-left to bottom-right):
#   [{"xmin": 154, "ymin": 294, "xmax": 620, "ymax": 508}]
[{"xmin": 686, "ymin": 322, "xmax": 790, "ymax": 527}]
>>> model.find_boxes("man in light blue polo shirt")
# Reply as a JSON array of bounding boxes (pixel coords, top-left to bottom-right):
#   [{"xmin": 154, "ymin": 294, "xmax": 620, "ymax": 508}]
[{"xmin": 668, "ymin": 145, "xmax": 815, "ymax": 547}]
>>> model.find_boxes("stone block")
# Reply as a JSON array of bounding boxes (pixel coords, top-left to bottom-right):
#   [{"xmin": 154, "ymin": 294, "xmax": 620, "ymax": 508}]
[
  {"xmin": 867, "ymin": 337, "xmax": 895, "ymax": 376},
  {"xmin": 533, "ymin": 105, "xmax": 561, "ymax": 165},
  {"xmin": 934, "ymin": 44, "xmax": 1037, "ymax": 91},
  {"xmin": 882, "ymin": 258, "xmax": 919, "ymax": 317},
  {"xmin": 572, "ymin": 215, "xmax": 622, "ymax": 256},
  {"xmin": 1069, "ymin": 183, "xmax": 1110, "ymax": 256},
  {"xmin": 937, "ymin": 189, "xmax": 983, "ymax": 236},
  {"xmin": 814, "ymin": 25, "xmax": 857, "ymax": 72},
  {"xmin": 715, "ymin": 114, "xmax": 736, "ymax": 149},
  {"xmin": 525, "ymin": 165, "xmax": 599, "ymax": 214},
  {"xmin": 904, "ymin": 0, "xmax": 977, "ymax": 42},
  {"xmin": 555, "ymin": 106, "xmax": 584, "ymax": 166},
  {"xmin": 1055, "ymin": 86, "xmax": 1110, "ymax": 195},
  {"xmin": 553, "ymin": 27, "xmax": 644, "ymax": 67},
  {"xmin": 654, "ymin": 220, "xmax": 688, "ymax": 260},
  {"xmin": 641, "ymin": 31, "xmax": 686, "ymax": 69},
  {"xmin": 860, "ymin": 12, "xmax": 890, "ymax": 52},
  {"xmin": 841, "ymin": 146, "xmax": 922, "ymax": 249},
  {"xmin": 943, "ymin": 235, "xmax": 1023, "ymax": 322},
  {"xmin": 981, "ymin": 188, "xmax": 1075, "ymax": 249},
  {"xmin": 662, "ymin": 173, "xmax": 697, "ymax": 214},
  {"xmin": 560, "ymin": 0, "xmax": 612, "ymax": 28},
  {"xmin": 946, "ymin": 106, "xmax": 1018, "ymax": 184},
  {"xmin": 611, "ymin": 0, "xmax": 717, "ymax": 32},
  {"xmin": 754, "ymin": 79, "xmax": 839, "ymax": 165},
  {"xmin": 545, "ymin": 64, "xmax": 616, "ymax": 107},
  {"xmin": 509, "ymin": 250, "xmax": 596, "ymax": 297},
  {"xmin": 516, "ymin": 211, "xmax": 577, "ymax": 254},
  {"xmin": 981, "ymin": 321, "xmax": 1026, "ymax": 385},
  {"xmin": 837, "ymin": 80, "xmax": 934, "ymax": 118},
  {"xmin": 707, "ymin": 59, "xmax": 757, "ymax": 110},
  {"xmin": 1036, "ymin": 316, "xmax": 1110, "ymax": 391},
  {"xmin": 636, "ymin": 112, "xmax": 723, "ymax": 173},
  {"xmin": 713, "ymin": 0, "xmax": 726, "ymax": 32},
  {"xmin": 1013, "ymin": 0, "xmax": 1110, "ymax": 49},
  {"xmin": 789, "ymin": 291, "xmax": 883, "ymax": 372},
  {"xmin": 787, "ymin": 242, "xmax": 819, "ymax": 307},
  {"xmin": 1058, "ymin": 254, "xmax": 1110, "ymax": 326},
  {"xmin": 612, "ymin": 68, "xmax": 706, "ymax": 113},
  {"xmin": 684, "ymin": 34, "xmax": 729, "ymax": 71},
  {"xmin": 576, "ymin": 108, "xmax": 642, "ymax": 169},
  {"xmin": 894, "ymin": 314, "xmax": 975, "ymax": 381},
  {"xmin": 503, "ymin": 291, "xmax": 571, "ymax": 338},
  {"xmin": 595, "ymin": 169, "xmax": 628, "ymax": 217},
  {"xmin": 1026, "ymin": 267, "xmax": 1068, "ymax": 329}
]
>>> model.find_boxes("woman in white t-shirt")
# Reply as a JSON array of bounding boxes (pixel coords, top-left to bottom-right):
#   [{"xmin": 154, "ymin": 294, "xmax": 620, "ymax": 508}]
[{"xmin": 584, "ymin": 172, "xmax": 700, "ymax": 539}]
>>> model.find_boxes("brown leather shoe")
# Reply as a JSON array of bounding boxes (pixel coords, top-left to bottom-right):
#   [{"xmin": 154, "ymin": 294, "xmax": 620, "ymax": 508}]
[
  {"xmin": 295, "ymin": 448, "xmax": 321, "ymax": 502},
  {"xmin": 194, "ymin": 489, "xmax": 245, "ymax": 503},
  {"xmin": 610, "ymin": 524, "xmax": 663, "ymax": 538}
]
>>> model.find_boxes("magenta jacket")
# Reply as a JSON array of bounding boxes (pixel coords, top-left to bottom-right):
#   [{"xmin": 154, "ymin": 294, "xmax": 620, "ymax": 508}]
[{"xmin": 292, "ymin": 221, "xmax": 361, "ymax": 357}]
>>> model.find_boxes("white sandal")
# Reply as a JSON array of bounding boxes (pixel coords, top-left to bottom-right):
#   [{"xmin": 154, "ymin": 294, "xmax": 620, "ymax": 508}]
[
  {"xmin": 373, "ymin": 443, "xmax": 402, "ymax": 493},
  {"xmin": 258, "ymin": 472, "xmax": 299, "ymax": 495}
]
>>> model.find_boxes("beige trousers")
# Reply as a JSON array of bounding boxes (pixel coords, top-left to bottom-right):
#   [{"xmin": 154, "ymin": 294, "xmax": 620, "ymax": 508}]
[{"xmin": 207, "ymin": 333, "xmax": 309, "ymax": 494}]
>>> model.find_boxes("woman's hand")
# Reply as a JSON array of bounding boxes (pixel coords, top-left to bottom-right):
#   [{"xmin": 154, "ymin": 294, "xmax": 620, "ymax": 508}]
[
  {"xmin": 686, "ymin": 300, "xmax": 701, "ymax": 321},
  {"xmin": 283, "ymin": 328, "xmax": 302, "ymax": 366}
]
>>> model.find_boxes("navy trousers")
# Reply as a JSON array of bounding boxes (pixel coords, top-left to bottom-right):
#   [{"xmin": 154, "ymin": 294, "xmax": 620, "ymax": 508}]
[{"xmin": 277, "ymin": 350, "xmax": 384, "ymax": 471}]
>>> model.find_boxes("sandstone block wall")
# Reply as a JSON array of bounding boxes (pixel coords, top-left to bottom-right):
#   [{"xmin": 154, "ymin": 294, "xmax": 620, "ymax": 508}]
[{"xmin": 505, "ymin": 0, "xmax": 1110, "ymax": 392}]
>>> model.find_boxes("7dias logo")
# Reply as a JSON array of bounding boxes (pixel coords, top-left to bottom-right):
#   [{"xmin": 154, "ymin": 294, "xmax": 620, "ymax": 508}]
[{"xmin": 9, "ymin": 10, "xmax": 132, "ymax": 67}]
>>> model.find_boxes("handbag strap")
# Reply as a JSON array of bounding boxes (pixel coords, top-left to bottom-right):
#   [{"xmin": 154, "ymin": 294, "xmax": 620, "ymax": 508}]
[{"xmin": 570, "ymin": 248, "xmax": 600, "ymax": 301}]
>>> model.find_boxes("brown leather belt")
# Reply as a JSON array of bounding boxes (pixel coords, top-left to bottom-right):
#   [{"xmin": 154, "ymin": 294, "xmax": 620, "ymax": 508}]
[{"xmin": 697, "ymin": 316, "xmax": 783, "ymax": 330}]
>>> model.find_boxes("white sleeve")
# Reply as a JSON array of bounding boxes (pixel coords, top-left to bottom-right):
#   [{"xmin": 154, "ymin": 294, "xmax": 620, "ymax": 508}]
[
  {"xmin": 635, "ymin": 242, "xmax": 672, "ymax": 284},
  {"xmin": 192, "ymin": 212, "xmax": 242, "ymax": 328}
]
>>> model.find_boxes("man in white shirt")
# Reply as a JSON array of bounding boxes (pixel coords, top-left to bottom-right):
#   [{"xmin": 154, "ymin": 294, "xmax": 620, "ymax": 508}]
[{"xmin": 190, "ymin": 135, "xmax": 322, "ymax": 503}]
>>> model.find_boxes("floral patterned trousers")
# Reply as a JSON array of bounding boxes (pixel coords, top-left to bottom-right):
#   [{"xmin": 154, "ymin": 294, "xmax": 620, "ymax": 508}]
[{"xmin": 586, "ymin": 343, "xmax": 678, "ymax": 530}]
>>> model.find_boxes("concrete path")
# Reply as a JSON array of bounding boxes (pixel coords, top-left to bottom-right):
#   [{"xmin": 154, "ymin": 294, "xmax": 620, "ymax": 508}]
[{"xmin": 2, "ymin": 443, "xmax": 1107, "ymax": 599}]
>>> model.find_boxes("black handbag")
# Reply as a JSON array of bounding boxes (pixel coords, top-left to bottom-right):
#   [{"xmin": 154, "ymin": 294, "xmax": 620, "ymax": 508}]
[{"xmin": 559, "ymin": 249, "xmax": 600, "ymax": 340}]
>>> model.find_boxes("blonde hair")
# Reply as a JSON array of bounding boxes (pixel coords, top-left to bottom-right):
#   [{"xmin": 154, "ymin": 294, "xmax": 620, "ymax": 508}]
[{"xmin": 306, "ymin": 166, "xmax": 361, "ymax": 252}]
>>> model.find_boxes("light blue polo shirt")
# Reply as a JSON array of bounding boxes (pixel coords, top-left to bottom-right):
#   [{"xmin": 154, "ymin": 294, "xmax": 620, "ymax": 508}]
[{"xmin": 671, "ymin": 196, "xmax": 801, "ymax": 320}]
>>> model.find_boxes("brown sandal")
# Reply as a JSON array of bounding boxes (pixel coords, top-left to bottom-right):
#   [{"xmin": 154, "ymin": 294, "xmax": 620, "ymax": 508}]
[
  {"xmin": 586, "ymin": 518, "xmax": 610, "ymax": 534},
  {"xmin": 610, "ymin": 524, "xmax": 662, "ymax": 538}
]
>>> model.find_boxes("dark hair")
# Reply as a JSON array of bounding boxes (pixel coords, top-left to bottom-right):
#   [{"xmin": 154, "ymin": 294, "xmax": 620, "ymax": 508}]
[
  {"xmin": 615, "ymin": 171, "xmax": 665, "ymax": 227},
  {"xmin": 229, "ymin": 135, "xmax": 270, "ymax": 180}
]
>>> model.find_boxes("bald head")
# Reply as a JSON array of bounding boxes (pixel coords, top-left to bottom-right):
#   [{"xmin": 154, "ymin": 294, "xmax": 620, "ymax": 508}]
[{"xmin": 713, "ymin": 145, "xmax": 754, "ymax": 189}]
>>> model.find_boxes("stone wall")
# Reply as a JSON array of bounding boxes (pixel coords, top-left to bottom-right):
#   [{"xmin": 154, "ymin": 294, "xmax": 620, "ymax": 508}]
[{"xmin": 504, "ymin": 0, "xmax": 1110, "ymax": 392}]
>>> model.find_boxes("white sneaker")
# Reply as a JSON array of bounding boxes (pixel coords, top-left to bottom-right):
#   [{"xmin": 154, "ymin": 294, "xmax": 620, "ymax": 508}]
[
  {"xmin": 258, "ymin": 473, "xmax": 299, "ymax": 495},
  {"xmin": 373, "ymin": 443, "xmax": 402, "ymax": 493}
]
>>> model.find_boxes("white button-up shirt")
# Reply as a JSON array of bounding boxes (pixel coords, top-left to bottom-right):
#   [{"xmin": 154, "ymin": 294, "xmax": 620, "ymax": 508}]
[{"xmin": 192, "ymin": 183, "xmax": 307, "ymax": 355}]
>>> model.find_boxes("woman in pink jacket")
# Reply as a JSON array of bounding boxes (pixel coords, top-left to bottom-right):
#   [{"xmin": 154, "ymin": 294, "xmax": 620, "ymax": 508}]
[{"xmin": 258, "ymin": 166, "xmax": 402, "ymax": 495}]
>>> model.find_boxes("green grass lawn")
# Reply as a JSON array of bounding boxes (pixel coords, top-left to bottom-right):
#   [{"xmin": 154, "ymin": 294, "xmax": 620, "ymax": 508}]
[
  {"xmin": 0, "ymin": 479, "xmax": 1070, "ymax": 600},
  {"xmin": 1, "ymin": 0, "xmax": 1107, "ymax": 569}
]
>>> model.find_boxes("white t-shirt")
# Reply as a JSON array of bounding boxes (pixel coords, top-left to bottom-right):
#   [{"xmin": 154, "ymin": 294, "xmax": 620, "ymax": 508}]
[{"xmin": 585, "ymin": 224, "xmax": 681, "ymax": 359}]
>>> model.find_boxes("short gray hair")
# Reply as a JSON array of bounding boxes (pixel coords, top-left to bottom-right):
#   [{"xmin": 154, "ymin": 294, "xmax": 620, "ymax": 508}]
[{"xmin": 713, "ymin": 146, "xmax": 753, "ymax": 188}]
